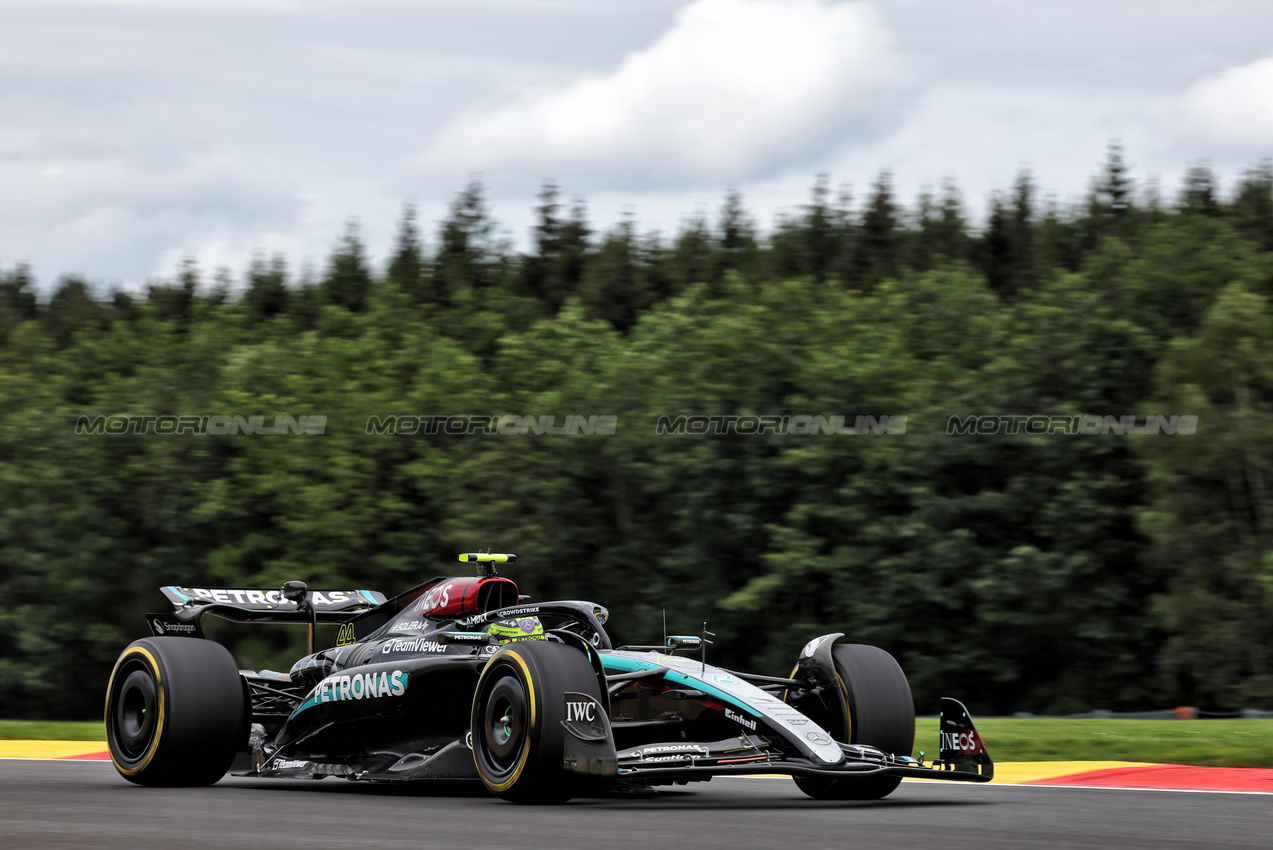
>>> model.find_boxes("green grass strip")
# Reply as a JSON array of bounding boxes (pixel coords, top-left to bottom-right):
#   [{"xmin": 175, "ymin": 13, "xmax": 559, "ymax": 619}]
[
  {"xmin": 961, "ymin": 718, "xmax": 1273, "ymax": 768},
  {"xmin": 4, "ymin": 717, "xmax": 1272, "ymax": 767},
  {"xmin": 0, "ymin": 720, "xmax": 105, "ymax": 741}
]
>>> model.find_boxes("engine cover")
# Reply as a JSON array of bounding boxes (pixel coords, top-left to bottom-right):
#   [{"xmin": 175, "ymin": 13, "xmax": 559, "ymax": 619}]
[{"xmin": 408, "ymin": 576, "xmax": 519, "ymax": 619}]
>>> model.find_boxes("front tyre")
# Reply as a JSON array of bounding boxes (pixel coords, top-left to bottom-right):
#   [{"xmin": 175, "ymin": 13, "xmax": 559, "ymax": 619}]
[
  {"xmin": 471, "ymin": 641, "xmax": 603, "ymax": 804},
  {"xmin": 105, "ymin": 637, "xmax": 247, "ymax": 787},
  {"xmin": 794, "ymin": 643, "xmax": 914, "ymax": 801}
]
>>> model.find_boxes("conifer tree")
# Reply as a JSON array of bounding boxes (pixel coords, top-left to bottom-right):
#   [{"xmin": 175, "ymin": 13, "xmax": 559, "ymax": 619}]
[
  {"xmin": 434, "ymin": 179, "xmax": 501, "ymax": 307},
  {"xmin": 245, "ymin": 252, "xmax": 289, "ymax": 322},
  {"xmin": 387, "ymin": 203, "xmax": 428, "ymax": 304},
  {"xmin": 853, "ymin": 171, "xmax": 899, "ymax": 290},
  {"xmin": 43, "ymin": 276, "xmax": 105, "ymax": 347},
  {"xmin": 581, "ymin": 215, "xmax": 647, "ymax": 332},
  {"xmin": 321, "ymin": 222, "xmax": 373, "ymax": 312},
  {"xmin": 918, "ymin": 179, "xmax": 969, "ymax": 268},
  {"xmin": 1231, "ymin": 161, "xmax": 1273, "ymax": 251},
  {"xmin": 0, "ymin": 265, "xmax": 37, "ymax": 343},
  {"xmin": 671, "ymin": 212, "xmax": 716, "ymax": 292},
  {"xmin": 716, "ymin": 188, "xmax": 759, "ymax": 280},
  {"xmin": 1180, "ymin": 163, "xmax": 1221, "ymax": 217}
]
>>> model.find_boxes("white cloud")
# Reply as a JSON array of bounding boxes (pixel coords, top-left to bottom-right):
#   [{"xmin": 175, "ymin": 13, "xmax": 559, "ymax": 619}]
[
  {"xmin": 26, "ymin": 0, "xmax": 300, "ymax": 7},
  {"xmin": 423, "ymin": 0, "xmax": 917, "ymax": 190},
  {"xmin": 1181, "ymin": 55, "xmax": 1273, "ymax": 151},
  {"xmin": 0, "ymin": 0, "xmax": 691, "ymax": 288},
  {"xmin": 0, "ymin": 153, "xmax": 307, "ymax": 286},
  {"xmin": 5, "ymin": 0, "xmax": 1272, "ymax": 290}
]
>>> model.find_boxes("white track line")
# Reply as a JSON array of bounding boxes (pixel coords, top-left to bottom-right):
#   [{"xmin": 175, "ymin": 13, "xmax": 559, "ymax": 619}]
[{"xmin": 720, "ymin": 776, "xmax": 1273, "ymax": 796}]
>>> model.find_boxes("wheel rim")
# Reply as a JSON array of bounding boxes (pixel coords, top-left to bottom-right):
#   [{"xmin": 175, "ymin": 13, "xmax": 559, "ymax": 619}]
[
  {"xmin": 110, "ymin": 663, "xmax": 158, "ymax": 763},
  {"xmin": 477, "ymin": 671, "xmax": 529, "ymax": 779}
]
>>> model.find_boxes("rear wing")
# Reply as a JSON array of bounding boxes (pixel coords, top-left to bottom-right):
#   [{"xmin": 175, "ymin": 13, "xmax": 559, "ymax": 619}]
[{"xmin": 147, "ymin": 585, "xmax": 387, "ymax": 639}]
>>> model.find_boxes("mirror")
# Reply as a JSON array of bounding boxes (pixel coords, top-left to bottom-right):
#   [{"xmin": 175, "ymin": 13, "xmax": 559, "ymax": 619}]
[{"xmin": 281, "ymin": 580, "xmax": 308, "ymax": 605}]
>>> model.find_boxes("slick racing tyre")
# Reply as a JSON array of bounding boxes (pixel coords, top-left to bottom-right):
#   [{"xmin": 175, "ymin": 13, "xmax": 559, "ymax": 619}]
[
  {"xmin": 793, "ymin": 644, "xmax": 914, "ymax": 801},
  {"xmin": 471, "ymin": 641, "xmax": 604, "ymax": 804},
  {"xmin": 105, "ymin": 637, "xmax": 247, "ymax": 786}
]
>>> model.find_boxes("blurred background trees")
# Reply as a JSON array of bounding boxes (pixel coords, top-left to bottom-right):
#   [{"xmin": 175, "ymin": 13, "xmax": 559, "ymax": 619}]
[{"xmin": 3, "ymin": 147, "xmax": 1273, "ymax": 718}]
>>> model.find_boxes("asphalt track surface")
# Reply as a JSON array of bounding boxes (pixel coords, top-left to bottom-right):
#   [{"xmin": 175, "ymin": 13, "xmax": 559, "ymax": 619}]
[{"xmin": 3, "ymin": 760, "xmax": 1271, "ymax": 849}]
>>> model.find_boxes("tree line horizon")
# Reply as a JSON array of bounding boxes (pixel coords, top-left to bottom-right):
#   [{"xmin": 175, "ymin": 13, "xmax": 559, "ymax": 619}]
[
  {"xmin": 2, "ymin": 144, "xmax": 1273, "ymax": 719},
  {"xmin": 10, "ymin": 145, "xmax": 1272, "ymax": 309}
]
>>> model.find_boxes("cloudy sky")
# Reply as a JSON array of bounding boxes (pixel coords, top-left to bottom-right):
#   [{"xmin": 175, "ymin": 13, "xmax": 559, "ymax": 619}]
[{"xmin": 3, "ymin": 0, "xmax": 1272, "ymax": 292}]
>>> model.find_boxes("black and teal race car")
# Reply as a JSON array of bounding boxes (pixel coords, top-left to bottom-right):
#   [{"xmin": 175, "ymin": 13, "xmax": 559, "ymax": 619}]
[{"xmin": 105, "ymin": 553, "xmax": 993, "ymax": 803}]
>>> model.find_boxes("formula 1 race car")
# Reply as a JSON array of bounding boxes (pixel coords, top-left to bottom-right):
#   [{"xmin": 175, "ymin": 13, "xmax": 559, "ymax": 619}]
[{"xmin": 105, "ymin": 554, "xmax": 993, "ymax": 802}]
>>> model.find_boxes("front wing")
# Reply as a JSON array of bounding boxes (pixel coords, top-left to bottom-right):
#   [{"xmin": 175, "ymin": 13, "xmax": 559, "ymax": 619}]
[
  {"xmin": 591, "ymin": 653, "xmax": 992, "ymax": 786},
  {"xmin": 610, "ymin": 730, "xmax": 992, "ymax": 784}
]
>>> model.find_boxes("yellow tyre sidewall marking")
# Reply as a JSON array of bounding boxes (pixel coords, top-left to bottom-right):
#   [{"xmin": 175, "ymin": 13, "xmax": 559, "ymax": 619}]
[
  {"xmin": 782, "ymin": 665, "xmax": 800, "ymax": 704},
  {"xmin": 837, "ymin": 672, "xmax": 851, "ymax": 744},
  {"xmin": 785, "ymin": 664, "xmax": 852, "ymax": 768},
  {"xmin": 478, "ymin": 648, "xmax": 536, "ymax": 793},
  {"xmin": 104, "ymin": 646, "xmax": 165, "ymax": 776}
]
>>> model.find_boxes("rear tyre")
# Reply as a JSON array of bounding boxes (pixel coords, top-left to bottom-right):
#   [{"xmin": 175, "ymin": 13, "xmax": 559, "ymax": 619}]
[
  {"xmin": 471, "ymin": 641, "xmax": 603, "ymax": 804},
  {"xmin": 794, "ymin": 643, "xmax": 914, "ymax": 801},
  {"xmin": 105, "ymin": 637, "xmax": 247, "ymax": 787}
]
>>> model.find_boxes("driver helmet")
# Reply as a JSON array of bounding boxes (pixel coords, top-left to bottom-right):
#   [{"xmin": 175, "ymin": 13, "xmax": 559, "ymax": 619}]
[{"xmin": 487, "ymin": 616, "xmax": 545, "ymax": 643}]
